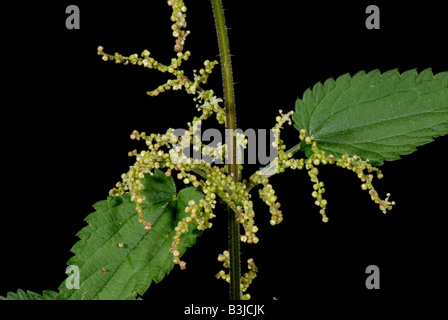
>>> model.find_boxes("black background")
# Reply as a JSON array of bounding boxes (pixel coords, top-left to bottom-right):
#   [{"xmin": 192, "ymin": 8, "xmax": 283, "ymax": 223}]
[{"xmin": 1, "ymin": 0, "xmax": 447, "ymax": 316}]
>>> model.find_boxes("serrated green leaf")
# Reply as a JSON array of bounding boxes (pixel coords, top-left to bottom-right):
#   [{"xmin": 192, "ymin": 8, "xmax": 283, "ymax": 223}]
[
  {"xmin": 293, "ymin": 69, "xmax": 448, "ymax": 165},
  {"xmin": 57, "ymin": 170, "xmax": 204, "ymax": 300},
  {"xmin": 0, "ymin": 289, "xmax": 58, "ymax": 300}
]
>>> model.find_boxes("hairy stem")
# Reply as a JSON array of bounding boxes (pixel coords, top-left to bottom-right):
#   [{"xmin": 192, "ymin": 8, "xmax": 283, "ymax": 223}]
[{"xmin": 210, "ymin": 0, "xmax": 241, "ymax": 300}]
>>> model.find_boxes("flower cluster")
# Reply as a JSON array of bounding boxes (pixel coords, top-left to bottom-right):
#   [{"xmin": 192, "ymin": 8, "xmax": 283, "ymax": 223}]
[
  {"xmin": 192, "ymin": 164, "xmax": 259, "ymax": 244},
  {"xmin": 99, "ymin": 1, "xmax": 228, "ymax": 254},
  {"xmin": 249, "ymin": 123, "xmax": 394, "ymax": 223},
  {"xmin": 168, "ymin": 0, "xmax": 189, "ymax": 52},
  {"xmin": 286, "ymin": 129, "xmax": 394, "ymax": 221},
  {"xmin": 248, "ymin": 110, "xmax": 295, "ymax": 225},
  {"xmin": 259, "ymin": 183, "xmax": 283, "ymax": 226},
  {"xmin": 171, "ymin": 195, "xmax": 217, "ymax": 269},
  {"xmin": 241, "ymin": 258, "xmax": 258, "ymax": 300},
  {"xmin": 333, "ymin": 153, "xmax": 395, "ymax": 214},
  {"xmin": 98, "ymin": 0, "xmax": 396, "ymax": 300},
  {"xmin": 216, "ymin": 251, "xmax": 258, "ymax": 300}
]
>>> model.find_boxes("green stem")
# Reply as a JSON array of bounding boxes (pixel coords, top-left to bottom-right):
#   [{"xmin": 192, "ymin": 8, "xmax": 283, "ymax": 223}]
[{"xmin": 210, "ymin": 0, "xmax": 241, "ymax": 300}]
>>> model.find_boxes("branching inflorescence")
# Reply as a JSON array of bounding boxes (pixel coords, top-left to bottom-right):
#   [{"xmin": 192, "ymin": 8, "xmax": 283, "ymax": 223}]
[{"xmin": 97, "ymin": 0, "xmax": 394, "ymax": 299}]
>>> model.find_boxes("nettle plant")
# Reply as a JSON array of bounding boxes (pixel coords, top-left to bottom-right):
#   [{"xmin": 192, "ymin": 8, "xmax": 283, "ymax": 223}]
[{"xmin": 2, "ymin": 0, "xmax": 447, "ymax": 300}]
